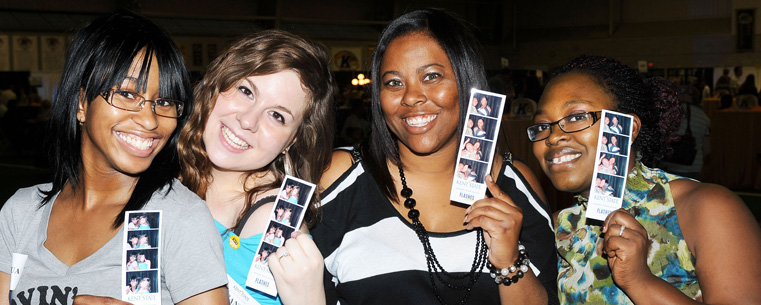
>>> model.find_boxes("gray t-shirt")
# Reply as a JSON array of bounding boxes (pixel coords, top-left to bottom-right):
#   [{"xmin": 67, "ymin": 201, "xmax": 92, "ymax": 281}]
[{"xmin": 0, "ymin": 180, "xmax": 227, "ymax": 305}]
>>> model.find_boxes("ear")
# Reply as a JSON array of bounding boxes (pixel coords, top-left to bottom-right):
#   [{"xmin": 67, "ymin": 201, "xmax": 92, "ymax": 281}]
[
  {"xmin": 629, "ymin": 114, "xmax": 642, "ymax": 142},
  {"xmin": 76, "ymin": 88, "xmax": 87, "ymax": 124}
]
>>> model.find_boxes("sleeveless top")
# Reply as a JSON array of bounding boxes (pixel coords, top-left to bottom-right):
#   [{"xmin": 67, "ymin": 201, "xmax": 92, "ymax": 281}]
[
  {"xmin": 216, "ymin": 195, "xmax": 282, "ymax": 305},
  {"xmin": 556, "ymin": 162, "xmax": 702, "ymax": 304},
  {"xmin": 312, "ymin": 149, "xmax": 559, "ymax": 305}
]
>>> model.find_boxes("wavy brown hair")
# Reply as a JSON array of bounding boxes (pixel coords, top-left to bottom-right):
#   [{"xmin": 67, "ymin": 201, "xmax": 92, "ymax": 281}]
[{"xmin": 178, "ymin": 30, "xmax": 334, "ymax": 227}]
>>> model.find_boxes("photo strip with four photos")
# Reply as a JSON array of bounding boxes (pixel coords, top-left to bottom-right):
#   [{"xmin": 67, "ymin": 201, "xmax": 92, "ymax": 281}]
[
  {"xmin": 246, "ymin": 176, "xmax": 316, "ymax": 297},
  {"xmin": 451, "ymin": 88, "xmax": 507, "ymax": 205},
  {"xmin": 586, "ymin": 110, "xmax": 635, "ymax": 222},
  {"xmin": 122, "ymin": 211, "xmax": 162, "ymax": 304}
]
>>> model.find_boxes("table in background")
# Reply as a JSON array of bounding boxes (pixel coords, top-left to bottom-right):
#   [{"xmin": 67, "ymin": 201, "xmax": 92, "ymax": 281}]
[{"xmin": 703, "ymin": 111, "xmax": 761, "ymax": 190}]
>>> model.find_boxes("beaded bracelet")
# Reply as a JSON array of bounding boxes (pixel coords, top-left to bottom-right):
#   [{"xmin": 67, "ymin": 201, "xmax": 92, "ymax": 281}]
[{"xmin": 487, "ymin": 244, "xmax": 530, "ymax": 286}]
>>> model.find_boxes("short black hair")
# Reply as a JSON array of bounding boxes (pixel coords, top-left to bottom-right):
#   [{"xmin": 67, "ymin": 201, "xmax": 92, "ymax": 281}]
[
  {"xmin": 364, "ymin": 8, "xmax": 488, "ymax": 201},
  {"xmin": 43, "ymin": 10, "xmax": 192, "ymax": 227}
]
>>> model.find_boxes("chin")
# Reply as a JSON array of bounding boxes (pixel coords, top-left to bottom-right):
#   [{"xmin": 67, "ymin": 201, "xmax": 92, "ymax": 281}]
[{"xmin": 548, "ymin": 173, "xmax": 590, "ymax": 194}]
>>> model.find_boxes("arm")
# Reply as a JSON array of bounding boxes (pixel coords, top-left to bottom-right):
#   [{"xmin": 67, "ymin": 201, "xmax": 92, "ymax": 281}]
[
  {"xmin": 176, "ymin": 287, "xmax": 228, "ymax": 305},
  {"xmin": 465, "ymin": 175, "xmax": 547, "ymax": 305},
  {"xmin": 603, "ymin": 181, "xmax": 761, "ymax": 305},
  {"xmin": 0, "ymin": 272, "xmax": 9, "ymax": 305}
]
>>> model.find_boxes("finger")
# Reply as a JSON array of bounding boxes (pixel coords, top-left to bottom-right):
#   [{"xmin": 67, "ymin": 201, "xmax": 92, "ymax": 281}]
[
  {"xmin": 292, "ymin": 232, "xmax": 322, "ymax": 258},
  {"xmin": 602, "ymin": 209, "xmax": 622, "ymax": 233},
  {"xmin": 483, "ymin": 175, "xmax": 519, "ymax": 209},
  {"xmin": 267, "ymin": 249, "xmax": 286, "ymax": 274},
  {"xmin": 465, "ymin": 206, "xmax": 522, "ymax": 231},
  {"xmin": 604, "ymin": 210, "xmax": 648, "ymax": 238}
]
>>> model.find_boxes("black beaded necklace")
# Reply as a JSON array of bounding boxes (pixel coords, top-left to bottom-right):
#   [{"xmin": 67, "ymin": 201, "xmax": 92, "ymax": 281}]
[{"xmin": 396, "ymin": 161, "xmax": 489, "ymax": 305}]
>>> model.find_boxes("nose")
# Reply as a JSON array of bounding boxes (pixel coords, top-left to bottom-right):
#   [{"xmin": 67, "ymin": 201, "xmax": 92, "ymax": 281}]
[
  {"xmin": 132, "ymin": 102, "xmax": 159, "ymax": 131},
  {"xmin": 544, "ymin": 123, "xmax": 568, "ymax": 146},
  {"xmin": 236, "ymin": 105, "xmax": 260, "ymax": 132},
  {"xmin": 401, "ymin": 81, "xmax": 426, "ymax": 106}
]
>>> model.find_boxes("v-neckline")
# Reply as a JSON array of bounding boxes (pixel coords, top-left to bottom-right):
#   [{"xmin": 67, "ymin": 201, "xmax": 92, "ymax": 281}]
[{"xmin": 38, "ymin": 193, "xmax": 124, "ymax": 274}]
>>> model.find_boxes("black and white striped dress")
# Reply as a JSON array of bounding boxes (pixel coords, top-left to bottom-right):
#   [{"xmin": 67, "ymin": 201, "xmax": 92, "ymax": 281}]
[{"xmin": 313, "ymin": 152, "xmax": 559, "ymax": 305}]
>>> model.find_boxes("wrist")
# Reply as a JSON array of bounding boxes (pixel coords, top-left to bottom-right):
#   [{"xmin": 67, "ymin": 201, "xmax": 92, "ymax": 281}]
[{"xmin": 488, "ymin": 244, "xmax": 529, "ymax": 286}]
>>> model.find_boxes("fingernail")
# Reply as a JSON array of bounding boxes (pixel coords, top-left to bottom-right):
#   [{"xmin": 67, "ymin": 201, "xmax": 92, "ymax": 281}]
[
  {"xmin": 465, "ymin": 206, "xmax": 471, "ymax": 213},
  {"xmin": 602, "ymin": 225, "xmax": 606, "ymax": 232},
  {"xmin": 463, "ymin": 215, "xmax": 468, "ymax": 223},
  {"xmin": 486, "ymin": 176, "xmax": 493, "ymax": 182}
]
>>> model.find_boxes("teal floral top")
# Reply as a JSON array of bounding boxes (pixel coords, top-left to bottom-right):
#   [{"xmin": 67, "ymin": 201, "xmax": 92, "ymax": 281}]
[{"xmin": 556, "ymin": 162, "xmax": 702, "ymax": 304}]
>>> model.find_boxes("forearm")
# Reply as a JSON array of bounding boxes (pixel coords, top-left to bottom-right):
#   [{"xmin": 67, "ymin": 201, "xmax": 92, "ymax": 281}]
[
  {"xmin": 624, "ymin": 275, "xmax": 701, "ymax": 305},
  {"xmin": 498, "ymin": 271, "xmax": 547, "ymax": 305}
]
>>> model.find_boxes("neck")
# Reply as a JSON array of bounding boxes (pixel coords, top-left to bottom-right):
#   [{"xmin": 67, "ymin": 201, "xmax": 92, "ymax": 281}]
[
  {"xmin": 65, "ymin": 165, "xmax": 139, "ymax": 210},
  {"xmin": 396, "ymin": 139, "xmax": 458, "ymax": 176}
]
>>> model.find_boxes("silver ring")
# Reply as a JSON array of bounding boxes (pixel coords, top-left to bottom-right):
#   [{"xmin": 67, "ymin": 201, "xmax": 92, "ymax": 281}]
[
  {"xmin": 279, "ymin": 252, "xmax": 289, "ymax": 259},
  {"xmin": 618, "ymin": 225, "xmax": 626, "ymax": 237}
]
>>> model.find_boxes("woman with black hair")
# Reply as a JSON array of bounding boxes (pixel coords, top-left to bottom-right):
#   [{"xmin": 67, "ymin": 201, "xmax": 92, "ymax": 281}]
[
  {"xmin": 530, "ymin": 55, "xmax": 761, "ymax": 304},
  {"xmin": 0, "ymin": 11, "xmax": 227, "ymax": 304},
  {"xmin": 314, "ymin": 8, "xmax": 557, "ymax": 305}
]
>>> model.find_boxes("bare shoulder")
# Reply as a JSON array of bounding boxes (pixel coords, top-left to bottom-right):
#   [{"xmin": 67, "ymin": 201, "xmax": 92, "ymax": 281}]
[
  {"xmin": 670, "ymin": 179, "xmax": 753, "ymax": 225},
  {"xmin": 669, "ymin": 178, "xmax": 761, "ymax": 302},
  {"xmin": 319, "ymin": 150, "xmax": 355, "ymax": 190}
]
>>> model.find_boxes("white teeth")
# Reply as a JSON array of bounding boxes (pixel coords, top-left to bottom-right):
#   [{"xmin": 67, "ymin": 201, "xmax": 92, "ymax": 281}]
[
  {"xmin": 404, "ymin": 115, "xmax": 437, "ymax": 127},
  {"xmin": 551, "ymin": 153, "xmax": 581, "ymax": 164},
  {"xmin": 116, "ymin": 132, "xmax": 153, "ymax": 151},
  {"xmin": 222, "ymin": 126, "xmax": 250, "ymax": 149}
]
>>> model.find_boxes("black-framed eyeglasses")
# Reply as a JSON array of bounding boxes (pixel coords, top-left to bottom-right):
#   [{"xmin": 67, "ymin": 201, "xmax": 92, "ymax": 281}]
[
  {"xmin": 100, "ymin": 89, "xmax": 184, "ymax": 118},
  {"xmin": 526, "ymin": 111, "xmax": 602, "ymax": 142}
]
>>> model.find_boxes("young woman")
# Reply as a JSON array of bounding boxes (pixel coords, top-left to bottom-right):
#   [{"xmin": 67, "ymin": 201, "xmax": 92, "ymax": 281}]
[
  {"xmin": 530, "ymin": 55, "xmax": 761, "ymax": 304},
  {"xmin": 0, "ymin": 11, "xmax": 227, "ymax": 305},
  {"xmin": 315, "ymin": 8, "xmax": 558, "ymax": 305},
  {"xmin": 178, "ymin": 30, "xmax": 334, "ymax": 305},
  {"xmin": 137, "ymin": 253, "xmax": 151, "ymax": 270},
  {"xmin": 137, "ymin": 278, "xmax": 152, "ymax": 294}
]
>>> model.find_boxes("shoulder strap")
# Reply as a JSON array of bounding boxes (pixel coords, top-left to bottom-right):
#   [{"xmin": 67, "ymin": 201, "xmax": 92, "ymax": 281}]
[{"xmin": 234, "ymin": 195, "xmax": 277, "ymax": 236}]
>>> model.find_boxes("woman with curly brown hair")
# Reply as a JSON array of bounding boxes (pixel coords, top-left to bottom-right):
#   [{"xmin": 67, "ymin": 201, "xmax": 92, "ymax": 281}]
[{"xmin": 178, "ymin": 30, "xmax": 334, "ymax": 305}]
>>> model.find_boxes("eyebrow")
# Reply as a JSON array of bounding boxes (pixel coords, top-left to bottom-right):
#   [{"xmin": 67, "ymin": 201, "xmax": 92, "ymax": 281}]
[
  {"xmin": 381, "ymin": 63, "xmax": 446, "ymax": 79},
  {"xmin": 534, "ymin": 99, "xmax": 594, "ymax": 116}
]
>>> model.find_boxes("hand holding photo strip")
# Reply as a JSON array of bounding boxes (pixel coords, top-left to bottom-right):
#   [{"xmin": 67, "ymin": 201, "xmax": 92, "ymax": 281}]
[
  {"xmin": 245, "ymin": 176, "xmax": 316, "ymax": 297},
  {"xmin": 586, "ymin": 110, "xmax": 634, "ymax": 222},
  {"xmin": 122, "ymin": 211, "xmax": 162, "ymax": 305},
  {"xmin": 450, "ymin": 88, "xmax": 507, "ymax": 205}
]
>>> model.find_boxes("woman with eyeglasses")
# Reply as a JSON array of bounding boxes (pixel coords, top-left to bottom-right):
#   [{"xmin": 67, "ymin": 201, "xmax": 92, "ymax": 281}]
[
  {"xmin": 529, "ymin": 55, "xmax": 761, "ymax": 304},
  {"xmin": 0, "ymin": 11, "xmax": 228, "ymax": 305}
]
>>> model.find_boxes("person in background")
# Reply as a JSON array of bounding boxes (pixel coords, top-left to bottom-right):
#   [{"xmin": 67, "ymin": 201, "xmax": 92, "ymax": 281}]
[{"xmin": 659, "ymin": 85, "xmax": 711, "ymax": 179}]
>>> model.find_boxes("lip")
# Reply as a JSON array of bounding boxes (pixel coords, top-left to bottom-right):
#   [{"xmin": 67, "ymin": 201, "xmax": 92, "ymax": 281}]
[
  {"xmin": 219, "ymin": 123, "xmax": 252, "ymax": 153},
  {"xmin": 114, "ymin": 131, "xmax": 159, "ymax": 158},
  {"xmin": 402, "ymin": 113, "xmax": 438, "ymax": 133},
  {"xmin": 544, "ymin": 147, "xmax": 584, "ymax": 170}
]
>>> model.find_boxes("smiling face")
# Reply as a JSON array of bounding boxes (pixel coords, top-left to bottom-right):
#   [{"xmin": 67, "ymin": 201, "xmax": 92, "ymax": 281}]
[
  {"xmin": 203, "ymin": 71, "xmax": 308, "ymax": 172},
  {"xmin": 77, "ymin": 52, "xmax": 176, "ymax": 176},
  {"xmin": 479, "ymin": 97, "xmax": 488, "ymax": 108},
  {"xmin": 612, "ymin": 116, "xmax": 619, "ymax": 126},
  {"xmin": 532, "ymin": 73, "xmax": 615, "ymax": 196},
  {"xmin": 379, "ymin": 32, "xmax": 460, "ymax": 155},
  {"xmin": 477, "ymin": 119, "xmax": 484, "ymax": 129},
  {"xmin": 467, "ymin": 119, "xmax": 474, "ymax": 129}
]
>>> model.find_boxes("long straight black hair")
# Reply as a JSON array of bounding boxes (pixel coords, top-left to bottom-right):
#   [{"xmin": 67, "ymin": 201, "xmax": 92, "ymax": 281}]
[
  {"xmin": 42, "ymin": 10, "xmax": 192, "ymax": 228},
  {"xmin": 364, "ymin": 8, "xmax": 489, "ymax": 202}
]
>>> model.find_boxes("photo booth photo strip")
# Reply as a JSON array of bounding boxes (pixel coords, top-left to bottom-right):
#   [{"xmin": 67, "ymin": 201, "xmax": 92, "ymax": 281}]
[
  {"xmin": 450, "ymin": 88, "xmax": 507, "ymax": 205},
  {"xmin": 586, "ymin": 110, "xmax": 635, "ymax": 222},
  {"xmin": 245, "ymin": 175, "xmax": 317, "ymax": 297}
]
